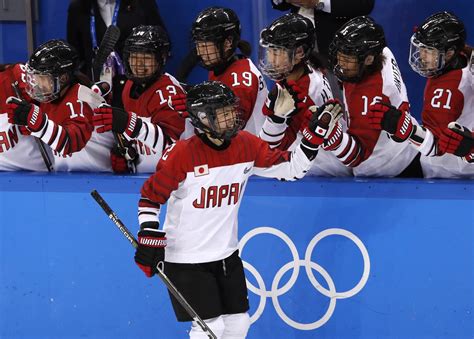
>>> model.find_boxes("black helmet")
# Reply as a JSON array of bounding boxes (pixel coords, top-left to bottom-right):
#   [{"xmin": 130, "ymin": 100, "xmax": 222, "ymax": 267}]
[
  {"xmin": 186, "ymin": 81, "xmax": 243, "ymax": 141},
  {"xmin": 191, "ymin": 7, "xmax": 241, "ymax": 69},
  {"xmin": 26, "ymin": 39, "xmax": 79, "ymax": 102},
  {"xmin": 259, "ymin": 13, "xmax": 315, "ymax": 80},
  {"xmin": 409, "ymin": 11, "xmax": 466, "ymax": 77},
  {"xmin": 329, "ymin": 16, "xmax": 386, "ymax": 82},
  {"xmin": 123, "ymin": 25, "xmax": 170, "ymax": 83}
]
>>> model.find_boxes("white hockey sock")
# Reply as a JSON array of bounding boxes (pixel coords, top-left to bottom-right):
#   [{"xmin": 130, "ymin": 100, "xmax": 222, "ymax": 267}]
[
  {"xmin": 189, "ymin": 316, "xmax": 225, "ymax": 339},
  {"xmin": 222, "ymin": 313, "xmax": 250, "ymax": 339}
]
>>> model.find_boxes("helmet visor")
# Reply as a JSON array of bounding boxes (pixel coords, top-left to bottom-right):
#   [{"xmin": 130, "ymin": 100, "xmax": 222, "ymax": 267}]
[
  {"xmin": 25, "ymin": 64, "xmax": 59, "ymax": 103},
  {"xmin": 409, "ymin": 35, "xmax": 445, "ymax": 77},
  {"xmin": 258, "ymin": 42, "xmax": 295, "ymax": 81}
]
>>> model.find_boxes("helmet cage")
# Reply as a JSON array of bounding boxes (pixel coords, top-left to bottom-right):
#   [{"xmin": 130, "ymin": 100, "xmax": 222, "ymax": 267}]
[
  {"xmin": 192, "ymin": 23, "xmax": 238, "ymax": 70},
  {"xmin": 258, "ymin": 42, "xmax": 296, "ymax": 81},
  {"xmin": 187, "ymin": 95, "xmax": 243, "ymax": 141},
  {"xmin": 25, "ymin": 64, "xmax": 63, "ymax": 103},
  {"xmin": 409, "ymin": 35, "xmax": 446, "ymax": 77}
]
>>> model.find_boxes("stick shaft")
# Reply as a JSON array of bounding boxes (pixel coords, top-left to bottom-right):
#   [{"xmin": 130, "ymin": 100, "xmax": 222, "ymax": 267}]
[{"xmin": 90, "ymin": 190, "xmax": 217, "ymax": 339}]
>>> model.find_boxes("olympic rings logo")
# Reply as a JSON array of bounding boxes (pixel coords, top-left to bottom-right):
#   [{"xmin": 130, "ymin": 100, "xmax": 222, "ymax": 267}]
[{"xmin": 239, "ymin": 227, "xmax": 370, "ymax": 330}]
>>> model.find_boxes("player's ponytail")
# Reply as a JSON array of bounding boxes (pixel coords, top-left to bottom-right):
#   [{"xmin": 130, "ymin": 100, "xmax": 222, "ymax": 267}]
[
  {"xmin": 307, "ymin": 51, "xmax": 327, "ymax": 70},
  {"xmin": 237, "ymin": 40, "xmax": 252, "ymax": 57}
]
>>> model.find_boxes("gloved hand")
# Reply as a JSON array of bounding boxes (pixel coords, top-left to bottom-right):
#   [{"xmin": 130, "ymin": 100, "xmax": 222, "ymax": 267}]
[
  {"xmin": 110, "ymin": 142, "xmax": 138, "ymax": 173},
  {"xmin": 167, "ymin": 93, "xmax": 188, "ymax": 118},
  {"xmin": 5, "ymin": 96, "xmax": 47, "ymax": 132},
  {"xmin": 368, "ymin": 102, "xmax": 413, "ymax": 142},
  {"xmin": 285, "ymin": 80, "xmax": 309, "ymax": 112},
  {"xmin": 301, "ymin": 99, "xmax": 343, "ymax": 150},
  {"xmin": 134, "ymin": 228, "xmax": 167, "ymax": 278},
  {"xmin": 93, "ymin": 104, "xmax": 142, "ymax": 138},
  {"xmin": 438, "ymin": 122, "xmax": 474, "ymax": 158},
  {"xmin": 263, "ymin": 82, "xmax": 298, "ymax": 119}
]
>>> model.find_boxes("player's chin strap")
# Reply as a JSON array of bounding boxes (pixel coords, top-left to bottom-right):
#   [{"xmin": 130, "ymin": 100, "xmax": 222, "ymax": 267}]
[{"xmin": 90, "ymin": 190, "xmax": 217, "ymax": 339}]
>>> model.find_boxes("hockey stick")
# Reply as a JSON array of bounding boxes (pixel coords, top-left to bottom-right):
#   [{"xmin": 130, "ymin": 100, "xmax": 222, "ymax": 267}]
[
  {"xmin": 90, "ymin": 26, "xmax": 137, "ymax": 172},
  {"xmin": 11, "ymin": 81, "xmax": 54, "ymax": 172},
  {"xmin": 92, "ymin": 25, "xmax": 121, "ymax": 82},
  {"xmin": 90, "ymin": 190, "xmax": 217, "ymax": 339}
]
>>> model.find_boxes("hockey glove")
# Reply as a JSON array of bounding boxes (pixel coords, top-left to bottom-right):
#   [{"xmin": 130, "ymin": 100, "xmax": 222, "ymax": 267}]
[
  {"xmin": 93, "ymin": 104, "xmax": 142, "ymax": 138},
  {"xmin": 368, "ymin": 102, "xmax": 413, "ymax": 142},
  {"xmin": 6, "ymin": 96, "xmax": 47, "ymax": 133},
  {"xmin": 110, "ymin": 142, "xmax": 138, "ymax": 174},
  {"xmin": 134, "ymin": 227, "xmax": 167, "ymax": 278},
  {"xmin": 263, "ymin": 82, "xmax": 298, "ymax": 120},
  {"xmin": 167, "ymin": 93, "xmax": 189, "ymax": 118},
  {"xmin": 301, "ymin": 100, "xmax": 343, "ymax": 151},
  {"xmin": 438, "ymin": 122, "xmax": 474, "ymax": 159},
  {"xmin": 285, "ymin": 80, "xmax": 309, "ymax": 112}
]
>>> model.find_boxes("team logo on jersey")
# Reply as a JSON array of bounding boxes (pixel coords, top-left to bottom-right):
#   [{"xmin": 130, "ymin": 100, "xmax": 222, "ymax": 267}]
[
  {"xmin": 244, "ymin": 166, "xmax": 252, "ymax": 174},
  {"xmin": 193, "ymin": 182, "xmax": 242, "ymax": 209},
  {"xmin": 0, "ymin": 125, "xmax": 20, "ymax": 152},
  {"xmin": 194, "ymin": 164, "xmax": 209, "ymax": 177}
]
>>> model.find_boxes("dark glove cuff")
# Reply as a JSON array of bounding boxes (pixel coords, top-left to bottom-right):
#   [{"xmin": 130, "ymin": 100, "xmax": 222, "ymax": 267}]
[
  {"xmin": 140, "ymin": 221, "xmax": 160, "ymax": 231},
  {"xmin": 300, "ymin": 139, "xmax": 319, "ymax": 160},
  {"xmin": 268, "ymin": 114, "xmax": 286, "ymax": 124}
]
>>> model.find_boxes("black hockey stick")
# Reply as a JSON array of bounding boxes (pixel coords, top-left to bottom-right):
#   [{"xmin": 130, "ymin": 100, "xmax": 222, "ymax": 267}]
[
  {"xmin": 92, "ymin": 25, "xmax": 121, "ymax": 82},
  {"xmin": 90, "ymin": 190, "xmax": 217, "ymax": 339},
  {"xmin": 90, "ymin": 26, "xmax": 137, "ymax": 172},
  {"xmin": 11, "ymin": 81, "xmax": 54, "ymax": 172}
]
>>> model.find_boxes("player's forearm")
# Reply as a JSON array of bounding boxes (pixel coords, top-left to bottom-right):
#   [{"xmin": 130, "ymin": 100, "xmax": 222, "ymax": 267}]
[
  {"xmin": 259, "ymin": 116, "xmax": 288, "ymax": 148},
  {"xmin": 325, "ymin": 131, "xmax": 364, "ymax": 167},
  {"xmin": 407, "ymin": 125, "xmax": 438, "ymax": 156},
  {"xmin": 255, "ymin": 144, "xmax": 315, "ymax": 180},
  {"xmin": 138, "ymin": 196, "xmax": 161, "ymax": 228},
  {"xmin": 126, "ymin": 118, "xmax": 165, "ymax": 152},
  {"xmin": 32, "ymin": 119, "xmax": 91, "ymax": 155}
]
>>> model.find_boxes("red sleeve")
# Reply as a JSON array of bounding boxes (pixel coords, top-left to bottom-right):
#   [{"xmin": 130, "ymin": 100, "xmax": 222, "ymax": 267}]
[
  {"xmin": 140, "ymin": 141, "xmax": 187, "ymax": 204},
  {"xmin": 422, "ymin": 72, "xmax": 464, "ymax": 139},
  {"xmin": 254, "ymin": 135, "xmax": 291, "ymax": 168},
  {"xmin": 148, "ymin": 83, "xmax": 186, "ymax": 141}
]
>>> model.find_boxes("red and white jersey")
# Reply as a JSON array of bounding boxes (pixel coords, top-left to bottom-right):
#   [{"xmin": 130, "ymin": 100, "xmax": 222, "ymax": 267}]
[
  {"xmin": 260, "ymin": 65, "xmax": 352, "ymax": 176},
  {"xmin": 0, "ymin": 115, "xmax": 52, "ymax": 171},
  {"xmin": 341, "ymin": 47, "xmax": 419, "ymax": 177},
  {"xmin": 0, "ymin": 64, "xmax": 49, "ymax": 171},
  {"xmin": 419, "ymin": 62, "xmax": 474, "ymax": 178},
  {"xmin": 37, "ymin": 83, "xmax": 94, "ymax": 158},
  {"xmin": 54, "ymin": 86, "xmax": 114, "ymax": 172},
  {"xmin": 209, "ymin": 57, "xmax": 267, "ymax": 136},
  {"xmin": 122, "ymin": 73, "xmax": 186, "ymax": 172},
  {"xmin": 139, "ymin": 131, "xmax": 315, "ymax": 263}
]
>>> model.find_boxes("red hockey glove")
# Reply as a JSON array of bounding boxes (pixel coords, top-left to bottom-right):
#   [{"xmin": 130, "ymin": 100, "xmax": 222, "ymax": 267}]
[
  {"xmin": 134, "ymin": 228, "xmax": 166, "ymax": 278},
  {"xmin": 438, "ymin": 122, "xmax": 474, "ymax": 158},
  {"xmin": 167, "ymin": 92, "xmax": 188, "ymax": 118},
  {"xmin": 285, "ymin": 80, "xmax": 309, "ymax": 112},
  {"xmin": 301, "ymin": 99, "xmax": 343, "ymax": 150},
  {"xmin": 6, "ymin": 96, "xmax": 47, "ymax": 133},
  {"xmin": 93, "ymin": 104, "xmax": 142, "ymax": 138},
  {"xmin": 368, "ymin": 102, "xmax": 413, "ymax": 142}
]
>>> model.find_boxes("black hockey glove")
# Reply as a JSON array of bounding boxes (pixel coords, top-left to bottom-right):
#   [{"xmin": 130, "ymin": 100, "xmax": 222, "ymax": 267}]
[{"xmin": 134, "ymin": 227, "xmax": 166, "ymax": 278}]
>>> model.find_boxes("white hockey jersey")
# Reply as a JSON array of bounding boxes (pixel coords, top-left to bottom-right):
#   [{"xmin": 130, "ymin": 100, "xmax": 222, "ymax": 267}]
[
  {"xmin": 259, "ymin": 65, "xmax": 352, "ymax": 177},
  {"xmin": 138, "ymin": 131, "xmax": 315, "ymax": 264}
]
